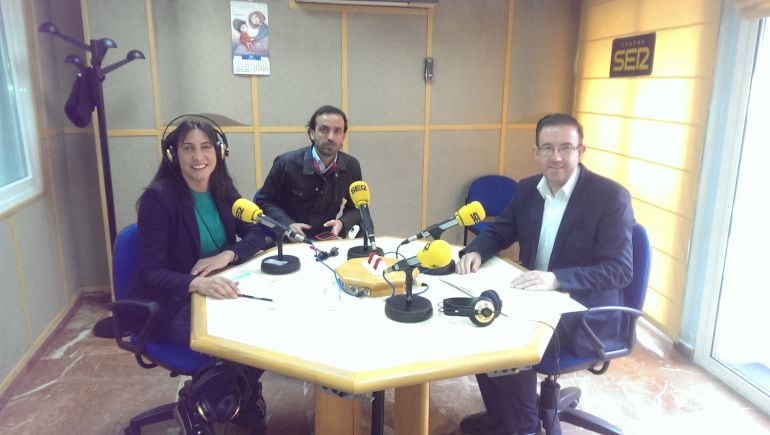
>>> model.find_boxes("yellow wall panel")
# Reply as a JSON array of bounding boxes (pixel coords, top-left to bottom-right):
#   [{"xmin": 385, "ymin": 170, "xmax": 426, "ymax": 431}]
[
  {"xmin": 648, "ymin": 250, "xmax": 688, "ymax": 306},
  {"xmin": 582, "ymin": 0, "xmax": 641, "ymax": 41},
  {"xmin": 580, "ymin": 113, "xmax": 704, "ymax": 172},
  {"xmin": 576, "ymin": 78, "xmax": 712, "ymax": 124},
  {"xmin": 583, "ymin": 0, "xmax": 720, "ymax": 42},
  {"xmin": 583, "ymin": 151, "xmax": 698, "ymax": 218},
  {"xmin": 576, "ymin": 0, "xmax": 722, "ymax": 341},
  {"xmin": 634, "ymin": 0, "xmax": 721, "ymax": 30},
  {"xmin": 653, "ymin": 24, "xmax": 720, "ymax": 77},
  {"xmin": 643, "ymin": 285, "xmax": 682, "ymax": 338},
  {"xmin": 632, "ymin": 199, "xmax": 693, "ymax": 262},
  {"xmin": 578, "ymin": 24, "xmax": 719, "ymax": 79},
  {"xmin": 577, "ymin": 39, "xmax": 614, "ymax": 79}
]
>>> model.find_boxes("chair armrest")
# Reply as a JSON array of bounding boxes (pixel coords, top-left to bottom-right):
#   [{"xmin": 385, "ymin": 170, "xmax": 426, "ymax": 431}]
[
  {"xmin": 108, "ymin": 298, "xmax": 160, "ymax": 366},
  {"xmin": 578, "ymin": 305, "xmax": 644, "ymax": 364}
]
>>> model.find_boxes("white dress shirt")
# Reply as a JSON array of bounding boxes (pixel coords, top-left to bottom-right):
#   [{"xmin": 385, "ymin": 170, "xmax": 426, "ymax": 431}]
[{"xmin": 533, "ymin": 166, "xmax": 581, "ymax": 271}]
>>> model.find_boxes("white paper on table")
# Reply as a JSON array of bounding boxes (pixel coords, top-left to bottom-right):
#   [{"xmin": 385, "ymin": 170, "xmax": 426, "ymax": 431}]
[
  {"xmin": 220, "ymin": 269, "xmax": 342, "ymax": 311},
  {"xmin": 439, "ymin": 269, "xmax": 586, "ymax": 320}
]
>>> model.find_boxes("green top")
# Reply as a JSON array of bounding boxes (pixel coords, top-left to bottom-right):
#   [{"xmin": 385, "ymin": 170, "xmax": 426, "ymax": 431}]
[{"xmin": 192, "ymin": 190, "xmax": 227, "ymax": 257}]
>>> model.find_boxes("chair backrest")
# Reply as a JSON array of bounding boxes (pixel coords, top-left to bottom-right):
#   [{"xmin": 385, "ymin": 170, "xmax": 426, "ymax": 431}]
[
  {"xmin": 625, "ymin": 223, "xmax": 650, "ymax": 311},
  {"xmin": 113, "ymin": 223, "xmax": 139, "ymax": 301},
  {"xmin": 467, "ymin": 175, "xmax": 517, "ymax": 217}
]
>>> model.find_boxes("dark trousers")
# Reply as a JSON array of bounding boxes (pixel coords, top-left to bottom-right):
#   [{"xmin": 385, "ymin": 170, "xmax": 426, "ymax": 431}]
[{"xmin": 475, "ymin": 322, "xmax": 572, "ymax": 434}]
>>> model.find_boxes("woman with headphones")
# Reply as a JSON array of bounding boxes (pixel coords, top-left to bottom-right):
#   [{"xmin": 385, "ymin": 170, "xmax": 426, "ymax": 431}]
[{"xmin": 131, "ymin": 115, "xmax": 270, "ymax": 433}]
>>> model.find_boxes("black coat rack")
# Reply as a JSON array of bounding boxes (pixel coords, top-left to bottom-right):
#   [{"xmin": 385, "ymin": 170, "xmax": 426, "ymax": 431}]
[{"xmin": 39, "ymin": 22, "xmax": 145, "ymax": 245}]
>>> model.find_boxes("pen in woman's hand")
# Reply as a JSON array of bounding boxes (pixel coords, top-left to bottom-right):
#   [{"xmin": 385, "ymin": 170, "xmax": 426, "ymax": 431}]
[{"xmin": 238, "ymin": 294, "xmax": 273, "ymax": 302}]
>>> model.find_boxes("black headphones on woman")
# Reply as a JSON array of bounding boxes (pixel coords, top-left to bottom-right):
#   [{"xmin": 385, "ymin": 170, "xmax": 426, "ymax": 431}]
[
  {"xmin": 161, "ymin": 114, "xmax": 230, "ymax": 163},
  {"xmin": 441, "ymin": 289, "xmax": 503, "ymax": 327}
]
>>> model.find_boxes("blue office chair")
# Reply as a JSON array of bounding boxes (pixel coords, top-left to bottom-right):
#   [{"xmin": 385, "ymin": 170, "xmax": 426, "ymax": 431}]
[
  {"xmin": 534, "ymin": 223, "xmax": 651, "ymax": 435},
  {"xmin": 109, "ymin": 223, "xmax": 214, "ymax": 435},
  {"xmin": 463, "ymin": 175, "xmax": 517, "ymax": 245}
]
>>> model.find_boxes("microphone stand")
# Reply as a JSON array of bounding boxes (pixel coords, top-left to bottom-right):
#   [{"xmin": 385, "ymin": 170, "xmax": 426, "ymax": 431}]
[
  {"xmin": 384, "ymin": 266, "xmax": 433, "ymax": 323},
  {"xmin": 417, "ymin": 228, "xmax": 455, "ymax": 276},
  {"xmin": 38, "ymin": 22, "xmax": 145, "ymax": 246},
  {"xmin": 347, "ymin": 232, "xmax": 384, "ymax": 259},
  {"xmin": 260, "ymin": 231, "xmax": 301, "ymax": 275}
]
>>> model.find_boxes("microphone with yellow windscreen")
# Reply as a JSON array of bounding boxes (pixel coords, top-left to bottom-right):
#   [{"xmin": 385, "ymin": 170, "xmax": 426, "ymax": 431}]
[
  {"xmin": 347, "ymin": 180, "xmax": 383, "ymax": 259},
  {"xmin": 400, "ymin": 201, "xmax": 486, "ymax": 245},
  {"xmin": 384, "ymin": 239, "xmax": 454, "ymax": 323}
]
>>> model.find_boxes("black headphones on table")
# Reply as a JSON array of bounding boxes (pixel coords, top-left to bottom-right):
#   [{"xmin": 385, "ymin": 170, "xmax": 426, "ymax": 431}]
[
  {"xmin": 442, "ymin": 289, "xmax": 503, "ymax": 327},
  {"xmin": 161, "ymin": 114, "xmax": 230, "ymax": 163},
  {"xmin": 185, "ymin": 361, "xmax": 252, "ymax": 423}
]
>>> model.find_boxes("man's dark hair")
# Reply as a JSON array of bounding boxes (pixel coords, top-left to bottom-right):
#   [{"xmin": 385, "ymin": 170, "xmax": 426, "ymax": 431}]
[
  {"xmin": 535, "ymin": 113, "xmax": 584, "ymax": 146},
  {"xmin": 307, "ymin": 105, "xmax": 348, "ymax": 134}
]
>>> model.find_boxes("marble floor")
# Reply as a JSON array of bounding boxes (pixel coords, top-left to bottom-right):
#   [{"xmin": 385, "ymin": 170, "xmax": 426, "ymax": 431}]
[{"xmin": 1, "ymin": 292, "xmax": 769, "ymax": 435}]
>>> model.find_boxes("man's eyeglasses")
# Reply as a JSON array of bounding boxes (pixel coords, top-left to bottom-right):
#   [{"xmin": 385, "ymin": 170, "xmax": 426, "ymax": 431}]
[{"xmin": 537, "ymin": 144, "xmax": 579, "ymax": 156}]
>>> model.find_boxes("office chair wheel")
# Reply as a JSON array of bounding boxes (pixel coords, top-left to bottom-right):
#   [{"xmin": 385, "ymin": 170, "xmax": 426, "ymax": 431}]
[{"xmin": 559, "ymin": 386, "xmax": 581, "ymax": 410}]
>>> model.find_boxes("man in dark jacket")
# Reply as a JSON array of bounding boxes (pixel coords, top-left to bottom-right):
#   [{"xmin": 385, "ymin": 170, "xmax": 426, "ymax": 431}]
[
  {"xmin": 457, "ymin": 113, "xmax": 634, "ymax": 435},
  {"xmin": 255, "ymin": 105, "xmax": 362, "ymax": 239}
]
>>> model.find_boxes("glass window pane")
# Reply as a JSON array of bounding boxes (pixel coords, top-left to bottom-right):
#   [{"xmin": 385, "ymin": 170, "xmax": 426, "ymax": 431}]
[{"xmin": 0, "ymin": 5, "xmax": 29, "ymax": 186}]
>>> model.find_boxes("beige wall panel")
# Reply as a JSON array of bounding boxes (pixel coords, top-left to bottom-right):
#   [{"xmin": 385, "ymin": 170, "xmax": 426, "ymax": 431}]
[
  {"xmin": 580, "ymin": 113, "xmax": 704, "ymax": 173},
  {"xmin": 504, "ymin": 128, "xmax": 539, "ymax": 181},
  {"xmin": 152, "ymin": 1, "xmax": 252, "ymax": 124},
  {"xmin": 582, "ymin": 0, "xmax": 719, "ymax": 42},
  {"xmin": 583, "ymin": 151, "xmax": 698, "ymax": 218},
  {"xmin": 0, "ymin": 219, "xmax": 27, "ymax": 381},
  {"xmin": 224, "ymin": 132, "xmax": 259, "ymax": 196},
  {"xmin": 348, "ymin": 13, "xmax": 426, "ymax": 125},
  {"xmin": 349, "ymin": 132, "xmax": 424, "ymax": 237},
  {"xmin": 575, "ymin": 78, "xmax": 712, "ymax": 125},
  {"xmin": 15, "ymin": 201, "xmax": 69, "ymax": 337},
  {"xmin": 643, "ymin": 284, "xmax": 682, "ymax": 338},
  {"xmin": 507, "ymin": 0, "xmax": 581, "ymax": 123},
  {"xmin": 109, "ymin": 137, "xmax": 160, "ymax": 231},
  {"xmin": 86, "ymin": 0, "xmax": 155, "ymax": 129},
  {"xmin": 430, "ymin": 0, "xmax": 508, "ymax": 125},
  {"xmin": 258, "ymin": 133, "xmax": 313, "ymax": 186},
  {"xmin": 50, "ymin": 134, "xmax": 85, "ymax": 295},
  {"xmin": 632, "ymin": 199, "xmax": 692, "ymax": 262},
  {"xmin": 257, "ymin": 4, "xmax": 343, "ymax": 127},
  {"xmin": 427, "ymin": 130, "xmax": 500, "ymax": 246}
]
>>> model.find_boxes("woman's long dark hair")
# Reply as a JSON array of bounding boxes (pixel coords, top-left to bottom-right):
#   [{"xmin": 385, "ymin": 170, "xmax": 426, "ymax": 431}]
[{"xmin": 137, "ymin": 119, "xmax": 234, "ymax": 209}]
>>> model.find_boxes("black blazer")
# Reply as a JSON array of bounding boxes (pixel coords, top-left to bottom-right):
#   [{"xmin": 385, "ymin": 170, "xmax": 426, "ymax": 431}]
[{"xmin": 130, "ymin": 179, "xmax": 270, "ymax": 335}]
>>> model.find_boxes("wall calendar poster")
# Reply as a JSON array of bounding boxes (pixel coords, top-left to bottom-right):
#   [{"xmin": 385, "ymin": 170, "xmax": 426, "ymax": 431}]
[{"xmin": 230, "ymin": 2, "xmax": 270, "ymax": 75}]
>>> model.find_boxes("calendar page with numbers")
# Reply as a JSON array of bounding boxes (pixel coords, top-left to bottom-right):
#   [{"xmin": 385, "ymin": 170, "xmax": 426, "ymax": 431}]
[
  {"xmin": 233, "ymin": 55, "xmax": 270, "ymax": 75},
  {"xmin": 230, "ymin": 1, "xmax": 270, "ymax": 76}
]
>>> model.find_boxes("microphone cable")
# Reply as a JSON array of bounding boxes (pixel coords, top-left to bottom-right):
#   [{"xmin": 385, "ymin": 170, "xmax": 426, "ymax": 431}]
[
  {"xmin": 309, "ymin": 245, "xmax": 364, "ymax": 298},
  {"xmin": 381, "ymin": 268, "xmax": 430, "ymax": 298}
]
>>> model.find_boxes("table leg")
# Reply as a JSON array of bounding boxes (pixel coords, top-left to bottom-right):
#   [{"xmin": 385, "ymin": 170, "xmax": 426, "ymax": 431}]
[
  {"xmin": 314, "ymin": 384, "xmax": 363, "ymax": 435},
  {"xmin": 394, "ymin": 383, "xmax": 429, "ymax": 435}
]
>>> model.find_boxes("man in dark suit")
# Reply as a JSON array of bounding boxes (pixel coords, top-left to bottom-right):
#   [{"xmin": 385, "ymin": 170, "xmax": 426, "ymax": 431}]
[{"xmin": 457, "ymin": 113, "xmax": 634, "ymax": 435}]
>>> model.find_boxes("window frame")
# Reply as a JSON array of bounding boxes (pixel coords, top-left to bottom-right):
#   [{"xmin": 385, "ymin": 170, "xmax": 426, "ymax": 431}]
[{"xmin": 0, "ymin": 0, "xmax": 43, "ymax": 214}]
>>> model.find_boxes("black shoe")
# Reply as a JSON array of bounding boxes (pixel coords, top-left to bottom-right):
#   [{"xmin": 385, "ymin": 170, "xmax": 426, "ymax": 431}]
[
  {"xmin": 173, "ymin": 400, "xmax": 214, "ymax": 435},
  {"xmin": 460, "ymin": 411, "xmax": 503, "ymax": 434}
]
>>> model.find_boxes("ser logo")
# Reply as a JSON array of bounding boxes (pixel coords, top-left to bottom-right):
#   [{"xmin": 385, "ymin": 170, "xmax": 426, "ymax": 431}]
[
  {"xmin": 470, "ymin": 212, "xmax": 482, "ymax": 224},
  {"xmin": 350, "ymin": 184, "xmax": 367, "ymax": 194},
  {"xmin": 610, "ymin": 33, "xmax": 655, "ymax": 78}
]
